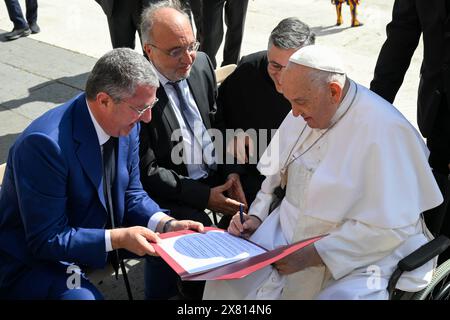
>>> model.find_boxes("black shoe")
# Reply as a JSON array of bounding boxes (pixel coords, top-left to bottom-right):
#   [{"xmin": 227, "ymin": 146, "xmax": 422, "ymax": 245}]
[
  {"xmin": 29, "ymin": 22, "xmax": 40, "ymax": 34},
  {"xmin": 5, "ymin": 27, "xmax": 31, "ymax": 40}
]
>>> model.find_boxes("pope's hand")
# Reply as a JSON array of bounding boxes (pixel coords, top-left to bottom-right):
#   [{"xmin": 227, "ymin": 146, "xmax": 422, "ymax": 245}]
[
  {"xmin": 273, "ymin": 244, "xmax": 323, "ymax": 275},
  {"xmin": 228, "ymin": 212, "xmax": 261, "ymax": 238}
]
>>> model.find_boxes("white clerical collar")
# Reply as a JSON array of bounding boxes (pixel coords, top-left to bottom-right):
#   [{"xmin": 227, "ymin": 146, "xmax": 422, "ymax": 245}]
[{"xmin": 86, "ymin": 98, "xmax": 110, "ymax": 146}]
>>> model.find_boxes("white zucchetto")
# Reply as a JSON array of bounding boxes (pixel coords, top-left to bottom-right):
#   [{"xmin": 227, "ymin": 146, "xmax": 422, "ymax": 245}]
[{"xmin": 289, "ymin": 45, "xmax": 346, "ymax": 74}]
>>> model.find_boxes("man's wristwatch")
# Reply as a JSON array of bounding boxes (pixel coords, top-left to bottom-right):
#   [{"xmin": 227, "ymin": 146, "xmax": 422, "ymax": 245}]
[{"xmin": 163, "ymin": 219, "xmax": 175, "ymax": 233}]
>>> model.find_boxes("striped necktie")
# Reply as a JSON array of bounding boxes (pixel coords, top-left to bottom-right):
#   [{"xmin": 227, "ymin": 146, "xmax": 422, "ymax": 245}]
[{"xmin": 169, "ymin": 81, "xmax": 216, "ymax": 170}]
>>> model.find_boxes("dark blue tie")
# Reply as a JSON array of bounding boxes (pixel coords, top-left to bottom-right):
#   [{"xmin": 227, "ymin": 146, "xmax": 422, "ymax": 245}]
[
  {"xmin": 102, "ymin": 137, "xmax": 116, "ymax": 230},
  {"xmin": 102, "ymin": 137, "xmax": 134, "ymax": 300},
  {"xmin": 102, "ymin": 138, "xmax": 120, "ymax": 276}
]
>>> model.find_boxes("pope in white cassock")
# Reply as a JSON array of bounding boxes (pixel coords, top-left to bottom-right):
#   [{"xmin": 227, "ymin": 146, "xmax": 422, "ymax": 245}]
[{"xmin": 203, "ymin": 45, "xmax": 444, "ymax": 300}]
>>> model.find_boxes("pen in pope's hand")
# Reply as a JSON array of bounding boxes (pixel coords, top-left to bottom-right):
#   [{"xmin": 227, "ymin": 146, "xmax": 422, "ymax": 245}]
[{"xmin": 239, "ymin": 204, "xmax": 244, "ymax": 237}]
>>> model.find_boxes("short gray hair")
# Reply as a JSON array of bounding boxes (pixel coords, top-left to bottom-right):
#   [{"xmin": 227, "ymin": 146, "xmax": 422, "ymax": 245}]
[
  {"xmin": 308, "ymin": 68, "xmax": 346, "ymax": 90},
  {"xmin": 85, "ymin": 48, "xmax": 159, "ymax": 102},
  {"xmin": 140, "ymin": 0, "xmax": 191, "ymax": 45},
  {"xmin": 268, "ymin": 17, "xmax": 315, "ymax": 50}
]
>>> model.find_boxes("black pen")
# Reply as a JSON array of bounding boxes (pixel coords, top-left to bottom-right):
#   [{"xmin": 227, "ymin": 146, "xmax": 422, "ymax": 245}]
[{"xmin": 239, "ymin": 203, "xmax": 244, "ymax": 237}]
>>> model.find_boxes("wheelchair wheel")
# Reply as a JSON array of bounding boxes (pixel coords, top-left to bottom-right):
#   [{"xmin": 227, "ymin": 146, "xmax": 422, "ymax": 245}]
[{"xmin": 412, "ymin": 259, "xmax": 450, "ymax": 300}]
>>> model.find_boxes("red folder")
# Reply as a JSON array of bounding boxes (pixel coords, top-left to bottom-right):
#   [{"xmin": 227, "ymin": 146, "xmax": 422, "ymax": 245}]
[{"xmin": 153, "ymin": 227, "xmax": 325, "ymax": 281}]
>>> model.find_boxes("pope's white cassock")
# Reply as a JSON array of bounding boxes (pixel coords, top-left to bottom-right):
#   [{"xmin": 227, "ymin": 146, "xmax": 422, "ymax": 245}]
[{"xmin": 203, "ymin": 74, "xmax": 443, "ymax": 299}]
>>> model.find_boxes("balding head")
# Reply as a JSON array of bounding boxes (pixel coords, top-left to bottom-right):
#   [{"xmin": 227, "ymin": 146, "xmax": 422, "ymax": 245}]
[
  {"xmin": 141, "ymin": 1, "xmax": 197, "ymax": 81},
  {"xmin": 141, "ymin": 1, "xmax": 191, "ymax": 45}
]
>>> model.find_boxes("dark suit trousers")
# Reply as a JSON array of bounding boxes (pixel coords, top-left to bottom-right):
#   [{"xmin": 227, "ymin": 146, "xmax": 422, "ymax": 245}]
[
  {"xmin": 5, "ymin": 0, "xmax": 37, "ymax": 29},
  {"xmin": 201, "ymin": 0, "xmax": 249, "ymax": 68},
  {"xmin": 106, "ymin": 0, "xmax": 144, "ymax": 49},
  {"xmin": 424, "ymin": 97, "xmax": 450, "ymax": 263},
  {"xmin": 3, "ymin": 261, "xmax": 103, "ymax": 300},
  {"xmin": 185, "ymin": 0, "xmax": 203, "ymax": 43}
]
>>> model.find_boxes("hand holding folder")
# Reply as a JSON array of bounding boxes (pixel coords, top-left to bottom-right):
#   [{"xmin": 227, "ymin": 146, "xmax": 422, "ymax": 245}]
[{"xmin": 153, "ymin": 227, "xmax": 325, "ymax": 281}]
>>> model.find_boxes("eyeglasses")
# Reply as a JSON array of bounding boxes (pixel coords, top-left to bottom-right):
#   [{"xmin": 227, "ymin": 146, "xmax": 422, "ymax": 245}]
[
  {"xmin": 149, "ymin": 41, "xmax": 200, "ymax": 58},
  {"xmin": 268, "ymin": 60, "xmax": 287, "ymax": 72},
  {"xmin": 126, "ymin": 97, "xmax": 159, "ymax": 117}
]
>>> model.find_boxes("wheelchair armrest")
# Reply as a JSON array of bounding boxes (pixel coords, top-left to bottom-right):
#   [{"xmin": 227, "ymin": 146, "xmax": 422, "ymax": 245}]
[
  {"xmin": 398, "ymin": 236, "xmax": 450, "ymax": 272},
  {"xmin": 388, "ymin": 236, "xmax": 450, "ymax": 299}
]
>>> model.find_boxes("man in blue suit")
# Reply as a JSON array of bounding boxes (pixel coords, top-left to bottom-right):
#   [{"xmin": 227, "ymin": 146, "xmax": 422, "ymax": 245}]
[{"xmin": 0, "ymin": 48, "xmax": 203, "ymax": 299}]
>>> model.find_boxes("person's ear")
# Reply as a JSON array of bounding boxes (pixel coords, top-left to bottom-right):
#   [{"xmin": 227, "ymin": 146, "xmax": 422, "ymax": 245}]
[
  {"xmin": 329, "ymin": 82, "xmax": 342, "ymax": 104},
  {"xmin": 144, "ymin": 43, "xmax": 153, "ymax": 60},
  {"xmin": 96, "ymin": 92, "xmax": 111, "ymax": 109}
]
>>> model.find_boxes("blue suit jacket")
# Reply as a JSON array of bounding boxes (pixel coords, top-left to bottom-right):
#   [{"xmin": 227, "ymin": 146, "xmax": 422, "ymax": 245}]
[{"xmin": 0, "ymin": 93, "xmax": 162, "ymax": 289}]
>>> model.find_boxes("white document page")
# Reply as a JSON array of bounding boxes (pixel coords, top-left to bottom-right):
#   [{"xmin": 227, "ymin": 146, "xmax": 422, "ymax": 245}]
[{"xmin": 158, "ymin": 230, "xmax": 266, "ymax": 274}]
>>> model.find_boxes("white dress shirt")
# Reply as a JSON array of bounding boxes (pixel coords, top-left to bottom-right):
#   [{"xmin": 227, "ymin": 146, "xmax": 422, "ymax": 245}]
[{"xmin": 155, "ymin": 69, "xmax": 209, "ymax": 179}]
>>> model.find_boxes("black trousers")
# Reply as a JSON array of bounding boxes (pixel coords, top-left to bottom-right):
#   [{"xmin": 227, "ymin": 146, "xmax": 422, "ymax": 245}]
[
  {"xmin": 106, "ymin": 0, "xmax": 202, "ymax": 51},
  {"xmin": 200, "ymin": 0, "xmax": 249, "ymax": 68},
  {"xmin": 106, "ymin": 0, "xmax": 144, "ymax": 49},
  {"xmin": 424, "ymin": 97, "xmax": 450, "ymax": 263},
  {"xmin": 182, "ymin": 0, "xmax": 203, "ymax": 43},
  {"xmin": 423, "ymin": 170, "xmax": 450, "ymax": 264},
  {"xmin": 5, "ymin": 0, "xmax": 37, "ymax": 29}
]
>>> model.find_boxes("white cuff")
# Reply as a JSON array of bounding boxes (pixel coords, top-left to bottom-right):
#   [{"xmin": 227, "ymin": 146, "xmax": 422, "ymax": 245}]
[
  {"xmin": 105, "ymin": 230, "xmax": 113, "ymax": 252},
  {"xmin": 148, "ymin": 211, "xmax": 170, "ymax": 231},
  {"xmin": 248, "ymin": 192, "xmax": 273, "ymax": 222}
]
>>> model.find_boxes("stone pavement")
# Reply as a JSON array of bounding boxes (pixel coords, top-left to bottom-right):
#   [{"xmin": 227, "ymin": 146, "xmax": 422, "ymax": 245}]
[
  {"xmin": 0, "ymin": 30, "xmax": 95, "ymax": 163},
  {"xmin": 0, "ymin": 0, "xmax": 424, "ymax": 299}
]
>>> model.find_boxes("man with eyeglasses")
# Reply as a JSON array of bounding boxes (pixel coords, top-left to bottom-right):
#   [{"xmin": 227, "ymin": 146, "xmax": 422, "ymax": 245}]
[
  {"xmin": 139, "ymin": 1, "xmax": 246, "ymax": 300},
  {"xmin": 216, "ymin": 18, "xmax": 315, "ymax": 229},
  {"xmin": 0, "ymin": 48, "xmax": 204, "ymax": 299}
]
